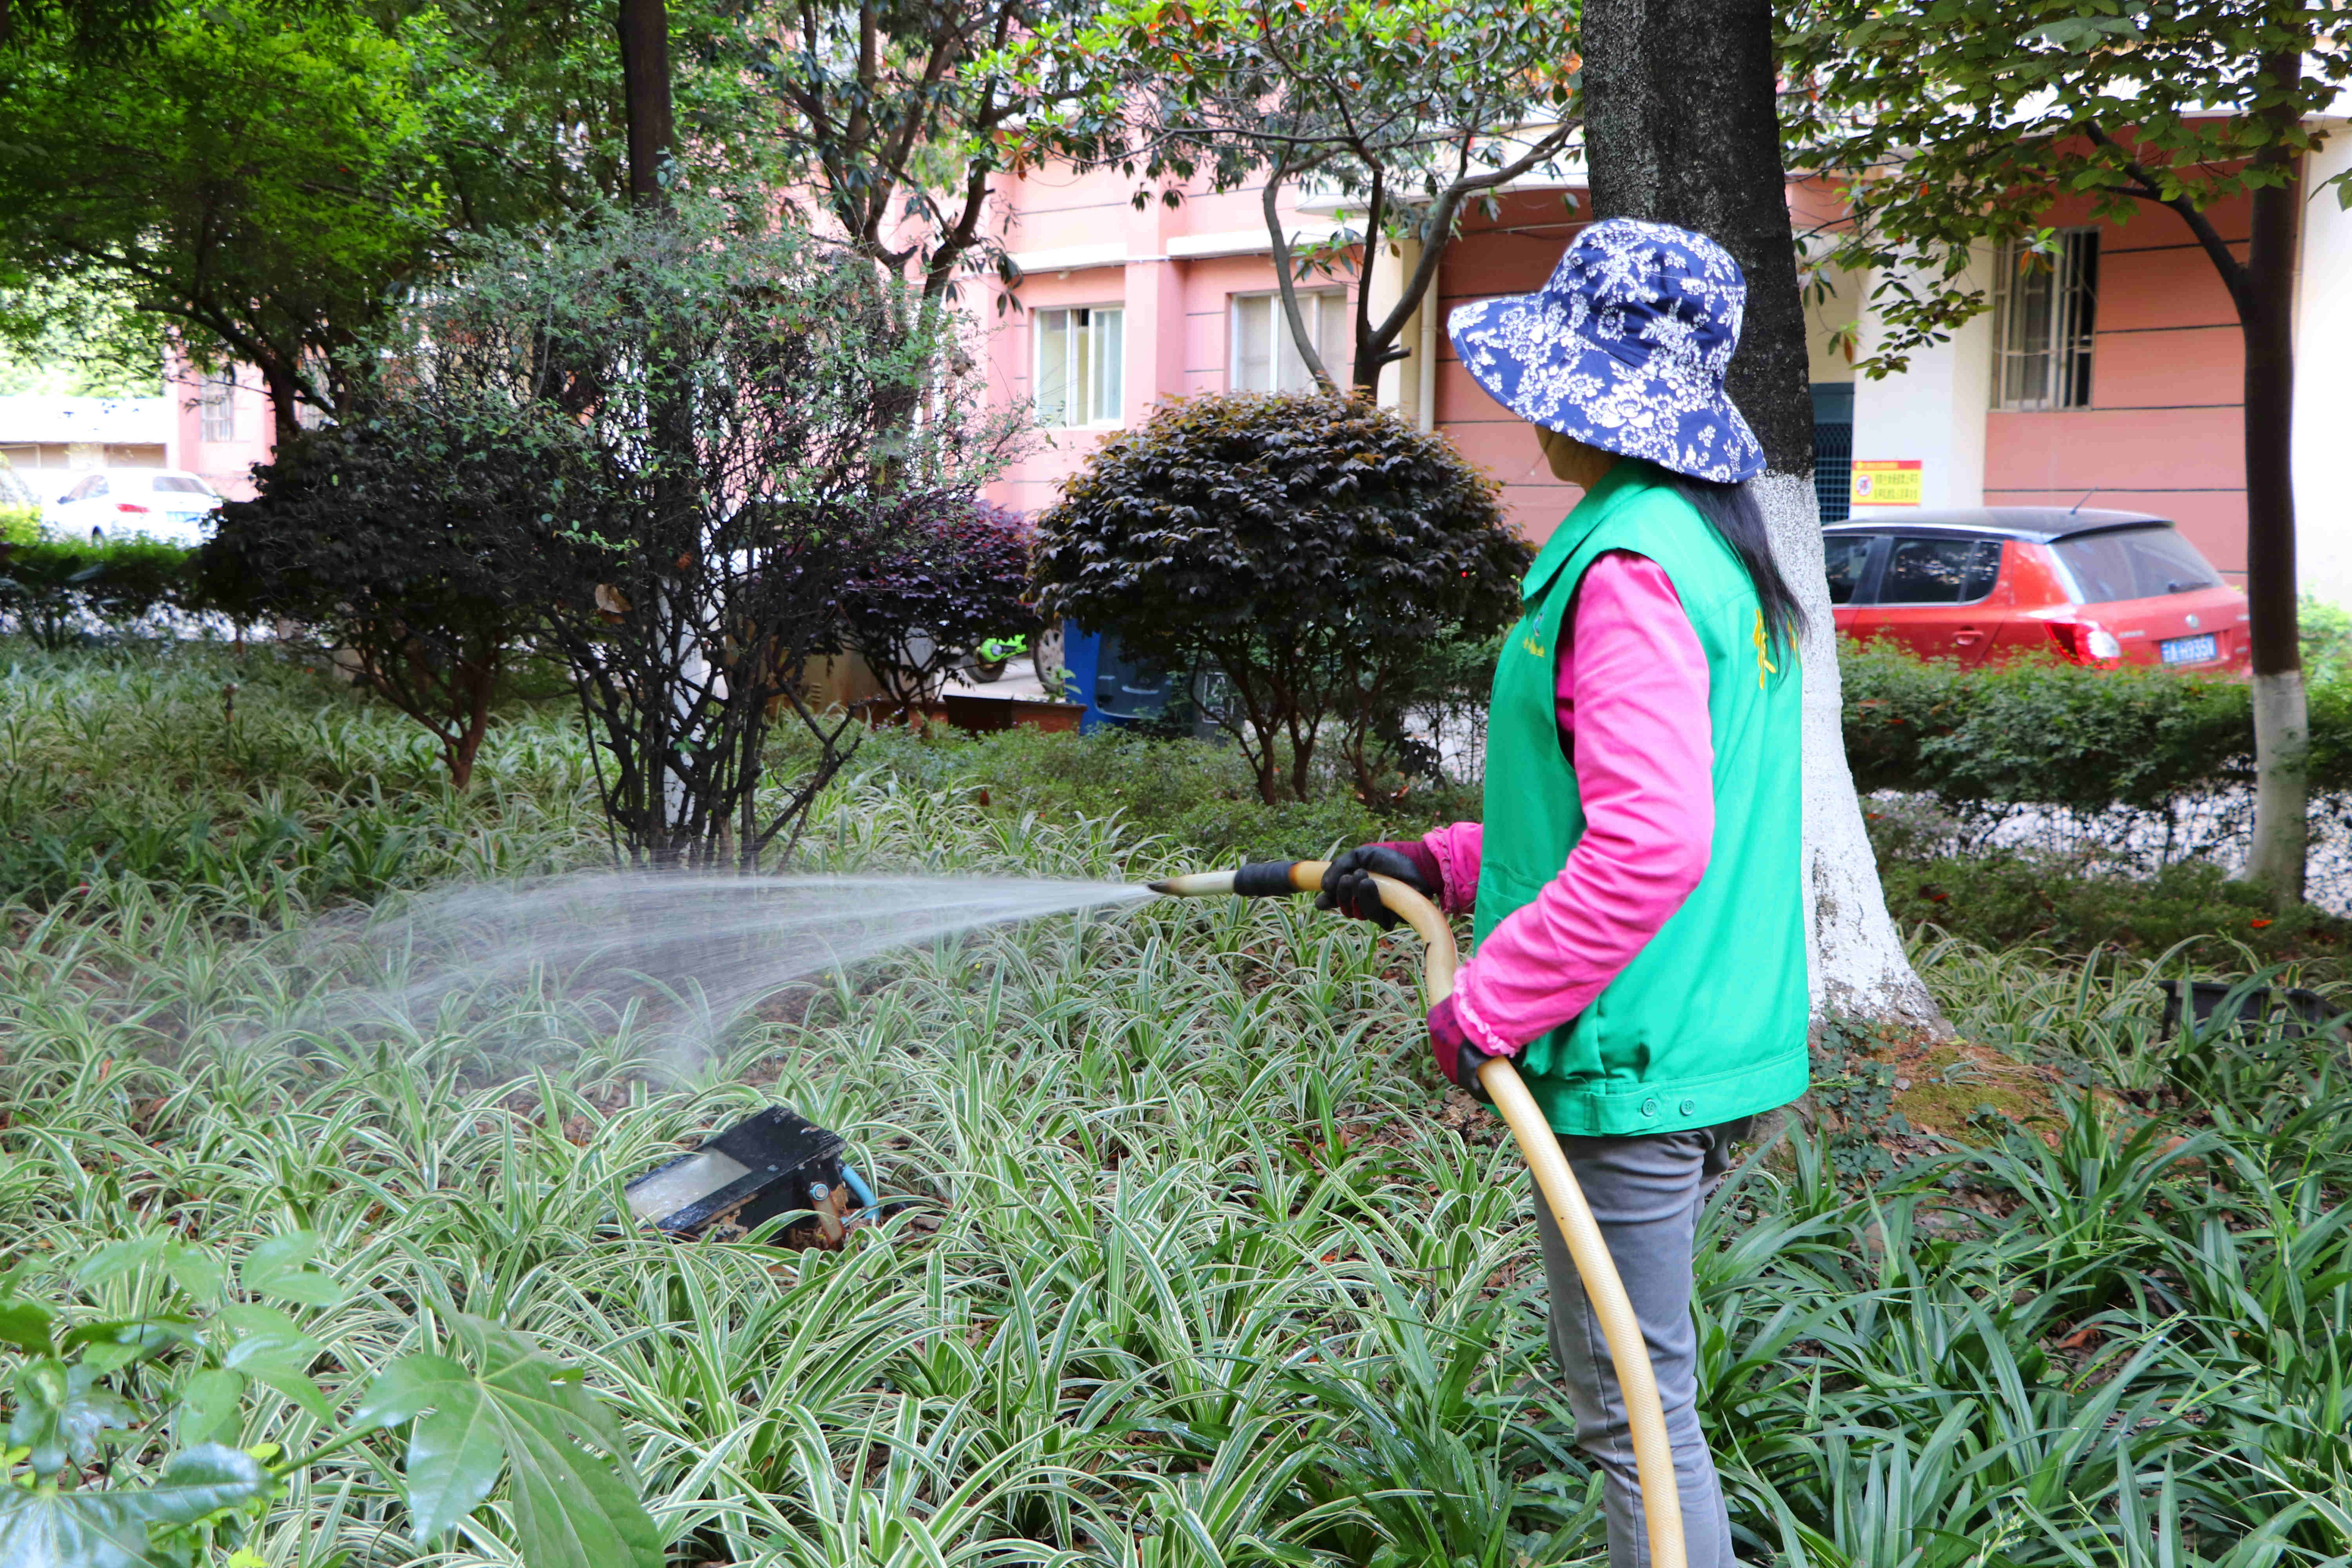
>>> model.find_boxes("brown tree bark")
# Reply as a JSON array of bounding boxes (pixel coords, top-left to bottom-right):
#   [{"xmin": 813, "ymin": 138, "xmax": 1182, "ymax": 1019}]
[
  {"xmin": 617, "ymin": 0, "xmax": 675, "ymax": 207},
  {"xmin": 2083, "ymin": 77, "xmax": 2308, "ymax": 900},
  {"xmin": 2238, "ymin": 50, "xmax": 2308, "ymax": 901},
  {"xmin": 258, "ymin": 355, "xmax": 305, "ymax": 449},
  {"xmin": 1581, "ymin": 0, "xmax": 1810, "ymax": 471},
  {"xmin": 1581, "ymin": 0, "xmax": 1944, "ymax": 1026}
]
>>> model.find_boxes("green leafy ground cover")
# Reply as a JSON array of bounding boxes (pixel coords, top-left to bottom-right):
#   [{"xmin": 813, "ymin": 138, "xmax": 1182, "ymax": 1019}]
[{"xmin": 2, "ymin": 643, "xmax": 2348, "ymax": 1565}]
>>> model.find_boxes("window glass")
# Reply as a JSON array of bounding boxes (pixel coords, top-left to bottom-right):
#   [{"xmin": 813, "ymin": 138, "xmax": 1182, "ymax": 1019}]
[
  {"xmin": 1089, "ymin": 308, "xmax": 1123, "ymax": 422},
  {"xmin": 1823, "ymin": 535, "xmax": 1875, "ymax": 604},
  {"xmin": 1035, "ymin": 311, "xmax": 1071, "ymax": 426},
  {"xmin": 152, "ymin": 475, "xmax": 212, "ymax": 495},
  {"xmin": 1035, "ymin": 307, "xmax": 1122, "ymax": 426},
  {"xmin": 2051, "ymin": 526, "xmax": 2221, "ymax": 603},
  {"xmin": 1880, "ymin": 537, "xmax": 2002, "ymax": 604},
  {"xmin": 200, "ymin": 372, "xmax": 237, "ymax": 443},
  {"xmin": 1232, "ymin": 296, "xmax": 1274, "ymax": 392},
  {"xmin": 1993, "ymin": 229, "xmax": 2097, "ymax": 410},
  {"xmin": 1229, "ymin": 289, "xmax": 1348, "ymax": 393}
]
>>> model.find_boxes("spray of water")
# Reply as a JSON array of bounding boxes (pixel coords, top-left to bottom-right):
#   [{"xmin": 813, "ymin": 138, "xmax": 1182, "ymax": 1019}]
[{"xmin": 317, "ymin": 873, "xmax": 1154, "ymax": 1051}]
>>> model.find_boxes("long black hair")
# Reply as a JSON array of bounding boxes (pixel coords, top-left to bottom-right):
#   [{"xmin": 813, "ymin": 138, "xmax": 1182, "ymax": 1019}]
[{"xmin": 1660, "ymin": 471, "xmax": 1806, "ymax": 652}]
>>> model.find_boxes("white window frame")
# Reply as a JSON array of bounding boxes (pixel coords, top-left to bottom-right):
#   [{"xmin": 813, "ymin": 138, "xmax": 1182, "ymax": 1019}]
[
  {"xmin": 1991, "ymin": 229, "xmax": 2097, "ymax": 412},
  {"xmin": 199, "ymin": 371, "xmax": 237, "ymax": 443},
  {"xmin": 1228, "ymin": 288, "xmax": 1352, "ymax": 394},
  {"xmin": 1033, "ymin": 306, "xmax": 1124, "ymax": 428}
]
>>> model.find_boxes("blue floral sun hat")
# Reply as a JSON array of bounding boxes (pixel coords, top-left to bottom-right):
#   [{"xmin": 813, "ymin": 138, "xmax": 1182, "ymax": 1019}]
[{"xmin": 1448, "ymin": 217, "xmax": 1763, "ymax": 484}]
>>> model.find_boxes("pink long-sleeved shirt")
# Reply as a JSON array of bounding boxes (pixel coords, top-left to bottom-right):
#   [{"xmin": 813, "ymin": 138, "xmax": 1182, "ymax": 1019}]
[{"xmin": 1425, "ymin": 550, "xmax": 1715, "ymax": 1057}]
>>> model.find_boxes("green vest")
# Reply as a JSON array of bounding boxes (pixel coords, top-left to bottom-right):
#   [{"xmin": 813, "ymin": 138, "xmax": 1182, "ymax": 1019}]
[{"xmin": 1475, "ymin": 461, "xmax": 1809, "ymax": 1136}]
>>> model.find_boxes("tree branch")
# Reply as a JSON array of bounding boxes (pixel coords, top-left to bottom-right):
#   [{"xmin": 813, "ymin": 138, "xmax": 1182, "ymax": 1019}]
[
  {"xmin": 1365, "ymin": 121, "xmax": 1578, "ymax": 356},
  {"xmin": 2085, "ymin": 122, "xmax": 2250, "ymax": 317},
  {"xmin": 1261, "ymin": 157, "xmax": 1338, "ymax": 395}
]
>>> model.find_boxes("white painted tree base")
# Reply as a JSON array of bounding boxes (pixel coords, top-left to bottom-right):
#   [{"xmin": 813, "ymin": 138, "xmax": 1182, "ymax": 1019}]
[
  {"xmin": 1755, "ymin": 472, "xmax": 1946, "ymax": 1029},
  {"xmin": 2244, "ymin": 668, "xmax": 2310, "ymax": 901}
]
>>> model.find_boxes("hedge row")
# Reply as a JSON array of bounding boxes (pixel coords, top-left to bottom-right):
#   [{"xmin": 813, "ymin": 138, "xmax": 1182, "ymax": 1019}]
[
  {"xmin": 0, "ymin": 535, "xmax": 230, "ymax": 642},
  {"xmin": 1840, "ymin": 638, "xmax": 2352, "ymax": 812},
  {"xmin": 5, "ymin": 539, "xmax": 2343, "ymax": 822}
]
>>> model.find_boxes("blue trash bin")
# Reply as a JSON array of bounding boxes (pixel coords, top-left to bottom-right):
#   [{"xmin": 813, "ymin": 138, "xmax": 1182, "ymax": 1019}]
[{"xmin": 1059, "ymin": 626, "xmax": 1173, "ymax": 732}]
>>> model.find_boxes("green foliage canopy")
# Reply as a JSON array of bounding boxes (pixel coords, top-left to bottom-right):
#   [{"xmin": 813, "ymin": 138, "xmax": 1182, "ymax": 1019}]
[
  {"xmin": 202, "ymin": 410, "xmax": 576, "ymax": 787},
  {"xmin": 1781, "ymin": 0, "xmax": 2350, "ymax": 374},
  {"xmin": 206, "ymin": 200, "xmax": 1018, "ymax": 856},
  {"xmin": 0, "ymin": 0, "xmax": 773, "ymax": 430},
  {"xmin": 1021, "ymin": 0, "xmax": 1582, "ymax": 389},
  {"xmin": 740, "ymin": 0, "xmax": 1116, "ymax": 309},
  {"xmin": 0, "ymin": 1, "xmax": 445, "ymax": 435}
]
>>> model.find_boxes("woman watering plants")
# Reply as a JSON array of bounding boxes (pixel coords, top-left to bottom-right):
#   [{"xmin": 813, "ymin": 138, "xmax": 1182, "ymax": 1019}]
[{"xmin": 1317, "ymin": 218, "xmax": 1806, "ymax": 1568}]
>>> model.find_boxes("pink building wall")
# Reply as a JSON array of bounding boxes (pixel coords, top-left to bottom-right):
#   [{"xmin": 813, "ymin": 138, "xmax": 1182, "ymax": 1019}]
[
  {"xmin": 163, "ymin": 359, "xmax": 273, "ymax": 501},
  {"xmin": 1426, "ymin": 192, "xmax": 1590, "ymax": 541},
  {"xmin": 977, "ymin": 169, "xmax": 1593, "ymax": 539},
  {"xmin": 1982, "ymin": 189, "xmax": 2252, "ymax": 576},
  {"xmin": 978, "ymin": 158, "xmax": 2281, "ymax": 586},
  {"xmin": 176, "ymin": 160, "xmax": 2280, "ymax": 580}
]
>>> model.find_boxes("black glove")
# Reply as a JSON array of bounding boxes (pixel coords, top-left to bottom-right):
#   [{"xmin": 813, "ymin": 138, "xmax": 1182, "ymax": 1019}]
[
  {"xmin": 1316, "ymin": 842, "xmax": 1441, "ymax": 931},
  {"xmin": 1430, "ymin": 993, "xmax": 1513, "ymax": 1096}
]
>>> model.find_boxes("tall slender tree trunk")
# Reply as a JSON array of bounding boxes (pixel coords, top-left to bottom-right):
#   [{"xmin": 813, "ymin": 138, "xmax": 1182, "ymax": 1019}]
[
  {"xmin": 2238, "ymin": 50, "xmax": 2307, "ymax": 904},
  {"xmin": 617, "ymin": 0, "xmax": 675, "ymax": 206},
  {"xmin": 1582, "ymin": 0, "xmax": 1942, "ymax": 1026},
  {"xmin": 616, "ymin": 0, "xmax": 697, "ymax": 855}
]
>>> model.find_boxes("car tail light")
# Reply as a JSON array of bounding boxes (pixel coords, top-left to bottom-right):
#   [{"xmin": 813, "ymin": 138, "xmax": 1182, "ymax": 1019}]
[
  {"xmin": 2048, "ymin": 620, "xmax": 2122, "ymax": 665},
  {"xmin": 113, "ymin": 502, "xmax": 150, "ymax": 514}
]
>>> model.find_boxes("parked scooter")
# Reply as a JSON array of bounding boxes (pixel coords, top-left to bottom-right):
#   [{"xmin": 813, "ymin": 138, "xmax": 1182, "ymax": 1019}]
[{"xmin": 968, "ymin": 632, "xmax": 1028, "ymax": 682}]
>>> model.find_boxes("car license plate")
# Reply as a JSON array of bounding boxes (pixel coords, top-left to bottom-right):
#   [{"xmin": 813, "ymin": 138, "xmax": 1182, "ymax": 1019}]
[{"xmin": 2161, "ymin": 633, "xmax": 2217, "ymax": 664}]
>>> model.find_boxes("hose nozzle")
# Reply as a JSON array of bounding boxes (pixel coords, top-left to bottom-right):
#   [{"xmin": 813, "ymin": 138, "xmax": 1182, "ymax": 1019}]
[{"xmin": 1146, "ymin": 862, "xmax": 1310, "ymax": 898}]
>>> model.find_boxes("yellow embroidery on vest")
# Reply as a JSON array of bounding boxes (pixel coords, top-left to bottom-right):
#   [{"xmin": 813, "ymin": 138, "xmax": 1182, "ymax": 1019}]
[
  {"xmin": 1521, "ymin": 630, "xmax": 1548, "ymax": 660},
  {"xmin": 1753, "ymin": 609, "xmax": 1778, "ymax": 690}
]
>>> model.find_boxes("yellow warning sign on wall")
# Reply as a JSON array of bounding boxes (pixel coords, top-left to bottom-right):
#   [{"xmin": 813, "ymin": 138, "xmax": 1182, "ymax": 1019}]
[{"xmin": 1851, "ymin": 460, "xmax": 1924, "ymax": 506}]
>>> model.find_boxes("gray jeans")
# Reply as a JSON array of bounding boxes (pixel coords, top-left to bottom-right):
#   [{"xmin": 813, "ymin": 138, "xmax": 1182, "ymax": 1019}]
[{"xmin": 1530, "ymin": 1117, "xmax": 1751, "ymax": 1568}]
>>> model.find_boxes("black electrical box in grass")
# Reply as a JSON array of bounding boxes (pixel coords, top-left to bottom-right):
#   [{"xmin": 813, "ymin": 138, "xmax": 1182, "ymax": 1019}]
[{"xmin": 624, "ymin": 1106, "xmax": 877, "ymax": 1247}]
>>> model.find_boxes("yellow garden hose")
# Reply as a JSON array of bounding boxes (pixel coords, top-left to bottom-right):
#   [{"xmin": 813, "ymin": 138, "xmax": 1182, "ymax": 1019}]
[{"xmin": 1150, "ymin": 860, "xmax": 1688, "ymax": 1568}]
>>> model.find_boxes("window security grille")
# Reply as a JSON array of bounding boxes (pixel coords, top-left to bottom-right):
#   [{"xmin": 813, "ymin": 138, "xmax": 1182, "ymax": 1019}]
[
  {"xmin": 1992, "ymin": 230, "xmax": 2098, "ymax": 411},
  {"xmin": 199, "ymin": 372, "xmax": 236, "ymax": 443},
  {"xmin": 1811, "ymin": 381, "xmax": 1855, "ymax": 523}
]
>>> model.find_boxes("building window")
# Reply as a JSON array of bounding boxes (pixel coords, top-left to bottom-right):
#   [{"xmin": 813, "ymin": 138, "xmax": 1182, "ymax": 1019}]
[
  {"xmin": 199, "ymin": 372, "xmax": 236, "ymax": 443},
  {"xmin": 1992, "ymin": 229, "xmax": 2096, "ymax": 411},
  {"xmin": 1035, "ymin": 307, "xmax": 1123, "ymax": 427},
  {"xmin": 1810, "ymin": 382, "xmax": 1853, "ymax": 523},
  {"xmin": 1229, "ymin": 289, "xmax": 1351, "ymax": 393}
]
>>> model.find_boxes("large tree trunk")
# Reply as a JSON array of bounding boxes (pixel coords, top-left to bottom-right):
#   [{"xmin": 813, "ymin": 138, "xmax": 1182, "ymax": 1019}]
[
  {"xmin": 617, "ymin": 0, "xmax": 675, "ymax": 206},
  {"xmin": 259, "ymin": 356, "xmax": 305, "ymax": 450},
  {"xmin": 2238, "ymin": 50, "xmax": 2307, "ymax": 904},
  {"xmin": 1582, "ymin": 0, "xmax": 1942, "ymax": 1026}
]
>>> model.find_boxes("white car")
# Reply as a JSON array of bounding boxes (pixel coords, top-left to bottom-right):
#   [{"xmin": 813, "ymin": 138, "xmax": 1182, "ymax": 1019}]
[{"xmin": 48, "ymin": 468, "xmax": 225, "ymax": 546}]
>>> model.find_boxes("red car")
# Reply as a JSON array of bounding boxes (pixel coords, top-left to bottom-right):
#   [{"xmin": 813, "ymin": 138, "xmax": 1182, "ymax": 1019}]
[{"xmin": 1823, "ymin": 508, "xmax": 2250, "ymax": 673}]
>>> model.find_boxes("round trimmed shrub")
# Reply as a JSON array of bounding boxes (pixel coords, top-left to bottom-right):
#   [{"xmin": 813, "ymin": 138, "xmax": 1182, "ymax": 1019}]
[{"xmin": 1034, "ymin": 392, "xmax": 1527, "ymax": 803}]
